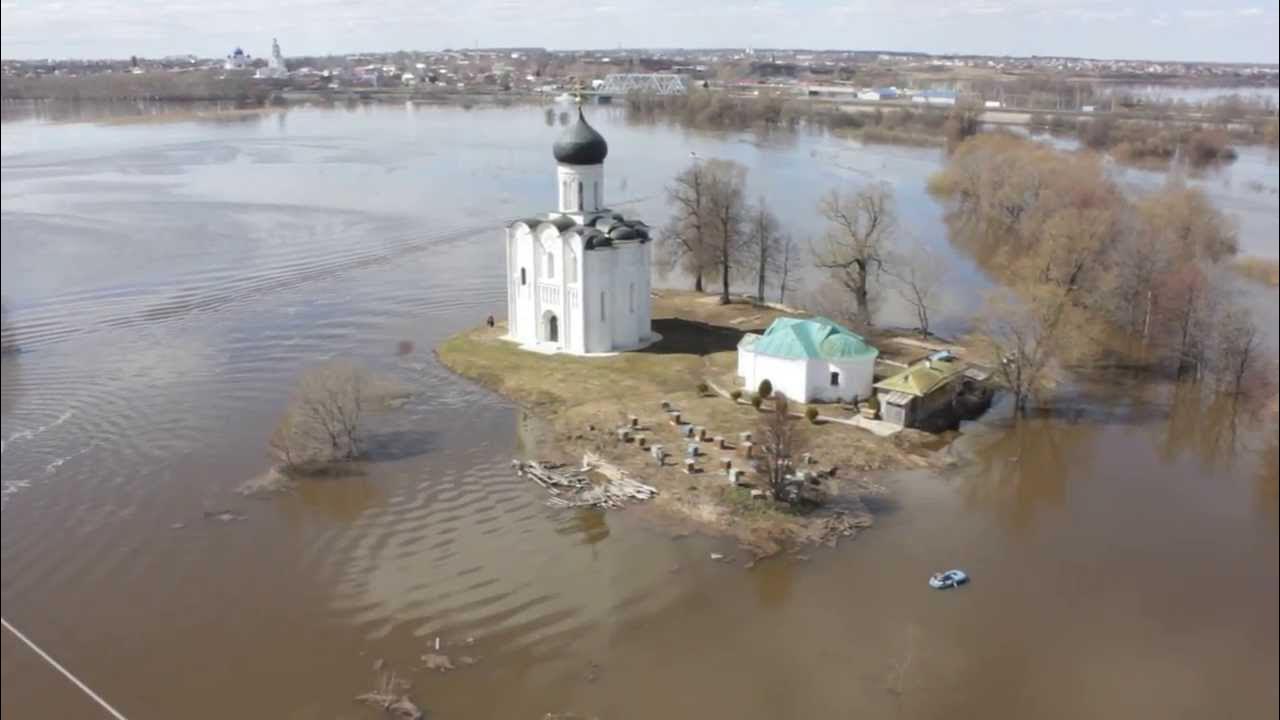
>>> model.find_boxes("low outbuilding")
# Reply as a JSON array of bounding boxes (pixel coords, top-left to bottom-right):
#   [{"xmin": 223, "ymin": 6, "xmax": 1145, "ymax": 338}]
[{"xmin": 874, "ymin": 350, "xmax": 977, "ymax": 428}]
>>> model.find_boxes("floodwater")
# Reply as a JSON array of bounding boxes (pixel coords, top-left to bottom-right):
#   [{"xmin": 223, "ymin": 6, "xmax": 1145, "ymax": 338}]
[{"xmin": 2, "ymin": 103, "xmax": 1277, "ymax": 719}]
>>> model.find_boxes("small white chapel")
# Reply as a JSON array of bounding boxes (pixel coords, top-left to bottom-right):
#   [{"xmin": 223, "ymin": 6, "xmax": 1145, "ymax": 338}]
[{"xmin": 504, "ymin": 107, "xmax": 655, "ymax": 355}]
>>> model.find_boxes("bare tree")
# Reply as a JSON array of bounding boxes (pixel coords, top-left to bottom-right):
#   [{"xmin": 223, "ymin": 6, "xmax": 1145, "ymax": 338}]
[
  {"xmin": 746, "ymin": 198, "xmax": 783, "ymax": 302},
  {"xmin": 270, "ymin": 361, "xmax": 369, "ymax": 472},
  {"xmin": 1213, "ymin": 304, "xmax": 1262, "ymax": 399},
  {"xmin": 702, "ymin": 159, "xmax": 750, "ymax": 304},
  {"xmin": 979, "ymin": 288, "xmax": 1071, "ymax": 415},
  {"xmin": 754, "ymin": 393, "xmax": 808, "ymax": 503},
  {"xmin": 661, "ymin": 161, "xmax": 713, "ymax": 291},
  {"xmin": 815, "ymin": 182, "xmax": 897, "ymax": 325},
  {"xmin": 777, "ymin": 235, "xmax": 798, "ymax": 305},
  {"xmin": 889, "ymin": 240, "xmax": 947, "ymax": 338}
]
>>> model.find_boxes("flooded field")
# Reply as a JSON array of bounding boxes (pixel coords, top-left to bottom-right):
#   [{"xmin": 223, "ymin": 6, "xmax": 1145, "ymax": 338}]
[{"xmin": 2, "ymin": 103, "xmax": 1277, "ymax": 718}]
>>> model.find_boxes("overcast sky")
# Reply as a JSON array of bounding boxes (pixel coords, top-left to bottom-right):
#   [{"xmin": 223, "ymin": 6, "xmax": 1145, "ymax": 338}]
[{"xmin": 2, "ymin": 0, "xmax": 1277, "ymax": 64}]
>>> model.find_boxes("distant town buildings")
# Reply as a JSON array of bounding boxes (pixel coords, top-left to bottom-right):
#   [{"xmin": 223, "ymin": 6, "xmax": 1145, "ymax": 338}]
[
  {"xmin": 911, "ymin": 89, "xmax": 958, "ymax": 106},
  {"xmin": 255, "ymin": 38, "xmax": 288, "ymax": 79},
  {"xmin": 224, "ymin": 47, "xmax": 249, "ymax": 71},
  {"xmin": 3, "ymin": 45, "xmax": 1275, "ymax": 114}
]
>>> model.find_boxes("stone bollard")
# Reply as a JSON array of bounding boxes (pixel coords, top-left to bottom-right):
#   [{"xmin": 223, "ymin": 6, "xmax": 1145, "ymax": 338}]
[
  {"xmin": 713, "ymin": 435, "xmax": 726, "ymax": 449},
  {"xmin": 801, "ymin": 452, "xmax": 813, "ymax": 465},
  {"xmin": 651, "ymin": 445, "xmax": 665, "ymax": 466},
  {"xmin": 738, "ymin": 431, "xmax": 752, "ymax": 444},
  {"xmin": 684, "ymin": 458, "xmax": 697, "ymax": 474},
  {"xmin": 720, "ymin": 457, "xmax": 732, "ymax": 471},
  {"xmin": 636, "ymin": 436, "xmax": 647, "ymax": 449},
  {"xmin": 629, "ymin": 415, "xmax": 640, "ymax": 429},
  {"xmin": 741, "ymin": 441, "xmax": 753, "ymax": 459},
  {"xmin": 686, "ymin": 443, "xmax": 699, "ymax": 457},
  {"xmin": 684, "ymin": 424, "xmax": 697, "ymax": 439},
  {"xmin": 617, "ymin": 428, "xmax": 631, "ymax": 442},
  {"xmin": 728, "ymin": 468, "xmax": 741, "ymax": 485},
  {"xmin": 669, "ymin": 411, "xmax": 682, "ymax": 425},
  {"xmin": 696, "ymin": 426, "xmax": 708, "ymax": 441}
]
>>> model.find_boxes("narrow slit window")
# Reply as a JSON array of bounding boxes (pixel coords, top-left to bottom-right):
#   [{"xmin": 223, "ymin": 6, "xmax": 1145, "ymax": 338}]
[
  {"xmin": 830, "ymin": 371, "xmax": 840, "ymax": 387},
  {"xmin": 600, "ymin": 291, "xmax": 606, "ymax": 321},
  {"xmin": 520, "ymin": 267, "xmax": 527, "ymax": 285}
]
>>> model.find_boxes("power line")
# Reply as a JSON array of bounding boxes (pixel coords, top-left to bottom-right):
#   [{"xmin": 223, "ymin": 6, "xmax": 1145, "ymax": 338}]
[{"xmin": 2, "ymin": 617, "xmax": 131, "ymax": 720}]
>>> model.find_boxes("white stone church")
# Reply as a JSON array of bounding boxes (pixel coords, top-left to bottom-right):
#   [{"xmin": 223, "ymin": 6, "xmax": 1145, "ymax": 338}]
[{"xmin": 504, "ymin": 108, "xmax": 655, "ymax": 355}]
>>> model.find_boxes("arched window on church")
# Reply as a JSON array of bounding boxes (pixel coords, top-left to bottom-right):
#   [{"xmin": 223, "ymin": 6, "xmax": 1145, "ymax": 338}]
[
  {"xmin": 520, "ymin": 267, "xmax": 527, "ymax": 285},
  {"xmin": 545, "ymin": 249, "xmax": 554, "ymax": 279},
  {"xmin": 565, "ymin": 248, "xmax": 577, "ymax": 283}
]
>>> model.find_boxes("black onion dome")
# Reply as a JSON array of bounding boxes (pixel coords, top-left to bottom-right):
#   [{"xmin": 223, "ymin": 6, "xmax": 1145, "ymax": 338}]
[{"xmin": 553, "ymin": 108, "xmax": 608, "ymax": 165}]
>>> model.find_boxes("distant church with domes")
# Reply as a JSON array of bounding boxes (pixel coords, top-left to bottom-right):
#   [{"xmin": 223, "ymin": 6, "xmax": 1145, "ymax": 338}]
[{"xmin": 504, "ymin": 107, "xmax": 655, "ymax": 355}]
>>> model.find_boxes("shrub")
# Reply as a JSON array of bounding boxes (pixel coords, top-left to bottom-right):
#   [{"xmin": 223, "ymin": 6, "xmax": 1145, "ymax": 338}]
[
  {"xmin": 696, "ymin": 381, "xmax": 710, "ymax": 396},
  {"xmin": 757, "ymin": 379, "xmax": 773, "ymax": 399},
  {"xmin": 730, "ymin": 389, "xmax": 743, "ymax": 401},
  {"xmin": 1185, "ymin": 129, "xmax": 1236, "ymax": 167},
  {"xmin": 270, "ymin": 361, "xmax": 369, "ymax": 473},
  {"xmin": 805, "ymin": 406, "xmax": 819, "ymax": 423},
  {"xmin": 751, "ymin": 393, "xmax": 764, "ymax": 410}
]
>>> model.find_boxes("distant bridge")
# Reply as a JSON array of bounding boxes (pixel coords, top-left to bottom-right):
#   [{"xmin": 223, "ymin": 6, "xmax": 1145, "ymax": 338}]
[{"xmin": 596, "ymin": 73, "xmax": 688, "ymax": 96}]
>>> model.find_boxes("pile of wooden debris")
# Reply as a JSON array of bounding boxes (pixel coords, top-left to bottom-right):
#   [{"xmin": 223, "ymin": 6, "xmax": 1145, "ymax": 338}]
[{"xmin": 515, "ymin": 455, "xmax": 658, "ymax": 510}]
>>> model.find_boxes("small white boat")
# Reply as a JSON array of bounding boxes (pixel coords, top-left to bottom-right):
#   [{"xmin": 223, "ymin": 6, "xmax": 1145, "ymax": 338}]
[
  {"xmin": 928, "ymin": 569, "xmax": 969, "ymax": 589},
  {"xmin": 553, "ymin": 92, "xmax": 576, "ymax": 103}
]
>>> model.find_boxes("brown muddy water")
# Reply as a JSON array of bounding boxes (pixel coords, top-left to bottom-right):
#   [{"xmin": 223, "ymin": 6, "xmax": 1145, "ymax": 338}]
[{"xmin": 2, "ymin": 104, "xmax": 1278, "ymax": 718}]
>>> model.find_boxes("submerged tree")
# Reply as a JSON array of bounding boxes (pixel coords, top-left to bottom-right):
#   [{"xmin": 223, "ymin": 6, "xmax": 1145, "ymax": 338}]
[
  {"xmin": 978, "ymin": 287, "xmax": 1074, "ymax": 415},
  {"xmin": 270, "ymin": 360, "xmax": 369, "ymax": 473},
  {"xmin": 929, "ymin": 134, "xmax": 1266, "ymax": 398},
  {"xmin": 815, "ymin": 182, "xmax": 898, "ymax": 325}
]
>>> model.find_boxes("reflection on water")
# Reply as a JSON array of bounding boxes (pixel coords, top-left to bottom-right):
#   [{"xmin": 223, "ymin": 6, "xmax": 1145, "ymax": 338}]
[
  {"xmin": 964, "ymin": 416, "xmax": 1074, "ymax": 532},
  {"xmin": 1, "ymin": 104, "xmax": 1276, "ymax": 718}
]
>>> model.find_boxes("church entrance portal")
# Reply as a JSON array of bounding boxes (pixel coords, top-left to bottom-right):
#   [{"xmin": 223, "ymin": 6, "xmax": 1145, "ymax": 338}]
[{"xmin": 542, "ymin": 311, "xmax": 559, "ymax": 344}]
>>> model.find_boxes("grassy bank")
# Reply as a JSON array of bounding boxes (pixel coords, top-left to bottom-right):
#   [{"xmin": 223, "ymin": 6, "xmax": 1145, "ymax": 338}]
[{"xmin": 436, "ymin": 291, "xmax": 944, "ymax": 555}]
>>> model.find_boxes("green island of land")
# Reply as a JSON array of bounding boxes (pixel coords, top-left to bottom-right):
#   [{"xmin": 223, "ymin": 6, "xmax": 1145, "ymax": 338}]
[{"xmin": 437, "ymin": 290, "xmax": 956, "ymax": 556}]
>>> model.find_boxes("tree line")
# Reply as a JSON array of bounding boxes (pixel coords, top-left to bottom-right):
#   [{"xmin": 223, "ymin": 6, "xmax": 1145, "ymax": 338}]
[
  {"xmin": 928, "ymin": 133, "xmax": 1273, "ymax": 412},
  {"xmin": 658, "ymin": 133, "xmax": 1274, "ymax": 415},
  {"xmin": 657, "ymin": 157, "xmax": 947, "ymax": 337}
]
